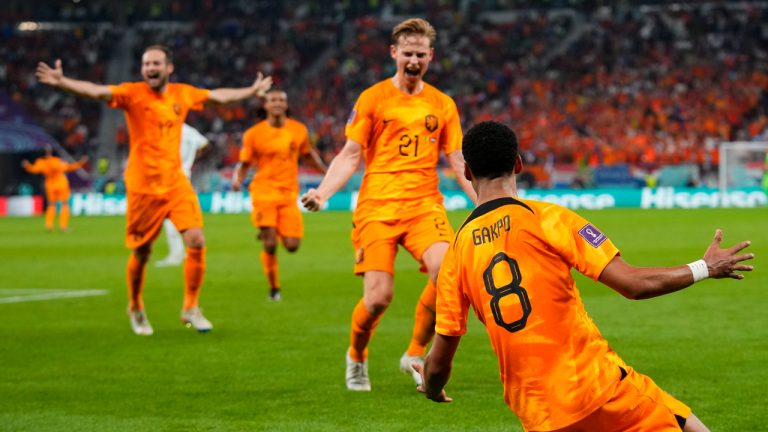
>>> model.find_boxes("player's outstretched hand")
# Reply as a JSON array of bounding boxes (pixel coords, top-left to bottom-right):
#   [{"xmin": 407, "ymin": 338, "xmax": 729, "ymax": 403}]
[
  {"xmin": 301, "ymin": 188, "xmax": 324, "ymax": 212},
  {"xmin": 231, "ymin": 180, "xmax": 242, "ymax": 192},
  {"xmin": 702, "ymin": 229, "xmax": 754, "ymax": 279},
  {"xmin": 21, "ymin": 159, "xmax": 30, "ymax": 168},
  {"xmin": 79, "ymin": 155, "xmax": 89, "ymax": 164},
  {"xmin": 412, "ymin": 363, "xmax": 453, "ymax": 403},
  {"xmin": 36, "ymin": 59, "xmax": 64, "ymax": 87},
  {"xmin": 252, "ymin": 72, "xmax": 273, "ymax": 98}
]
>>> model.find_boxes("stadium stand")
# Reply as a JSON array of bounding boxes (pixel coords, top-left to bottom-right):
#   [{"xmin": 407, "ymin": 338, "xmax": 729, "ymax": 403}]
[{"xmin": 1, "ymin": 0, "xmax": 767, "ymax": 193}]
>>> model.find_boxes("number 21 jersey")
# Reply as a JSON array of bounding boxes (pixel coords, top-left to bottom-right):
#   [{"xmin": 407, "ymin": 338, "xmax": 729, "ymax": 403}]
[{"xmin": 345, "ymin": 79, "xmax": 462, "ymax": 223}]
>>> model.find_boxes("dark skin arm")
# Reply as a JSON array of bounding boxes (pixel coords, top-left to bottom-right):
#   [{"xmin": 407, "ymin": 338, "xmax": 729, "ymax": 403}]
[
  {"xmin": 600, "ymin": 229, "xmax": 753, "ymax": 300},
  {"xmin": 301, "ymin": 147, "xmax": 327, "ymax": 174},
  {"xmin": 413, "ymin": 333, "xmax": 461, "ymax": 403}
]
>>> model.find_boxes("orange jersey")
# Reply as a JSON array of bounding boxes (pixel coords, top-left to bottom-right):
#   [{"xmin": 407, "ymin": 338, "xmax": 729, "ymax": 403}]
[
  {"xmin": 109, "ymin": 82, "xmax": 209, "ymax": 195},
  {"xmin": 436, "ymin": 197, "xmax": 622, "ymax": 431},
  {"xmin": 239, "ymin": 118, "xmax": 310, "ymax": 202},
  {"xmin": 345, "ymin": 79, "xmax": 462, "ymax": 223},
  {"xmin": 24, "ymin": 156, "xmax": 83, "ymax": 191}
]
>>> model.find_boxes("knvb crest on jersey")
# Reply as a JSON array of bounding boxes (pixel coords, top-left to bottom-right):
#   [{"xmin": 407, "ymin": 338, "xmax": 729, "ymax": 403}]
[
  {"xmin": 425, "ymin": 114, "xmax": 438, "ymax": 132},
  {"xmin": 173, "ymin": 103, "xmax": 181, "ymax": 116}
]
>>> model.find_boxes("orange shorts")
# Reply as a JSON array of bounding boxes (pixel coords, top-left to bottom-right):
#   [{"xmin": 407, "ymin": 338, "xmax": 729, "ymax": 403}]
[
  {"xmin": 547, "ymin": 367, "xmax": 690, "ymax": 432},
  {"xmin": 351, "ymin": 205, "xmax": 453, "ymax": 275},
  {"xmin": 46, "ymin": 186, "xmax": 70, "ymax": 203},
  {"xmin": 125, "ymin": 183, "xmax": 203, "ymax": 249},
  {"xmin": 250, "ymin": 199, "xmax": 303, "ymax": 239}
]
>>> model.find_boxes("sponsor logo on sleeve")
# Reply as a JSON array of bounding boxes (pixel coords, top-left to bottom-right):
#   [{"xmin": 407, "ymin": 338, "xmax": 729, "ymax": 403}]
[
  {"xmin": 578, "ymin": 223, "xmax": 607, "ymax": 248},
  {"xmin": 347, "ymin": 109, "xmax": 357, "ymax": 125}
]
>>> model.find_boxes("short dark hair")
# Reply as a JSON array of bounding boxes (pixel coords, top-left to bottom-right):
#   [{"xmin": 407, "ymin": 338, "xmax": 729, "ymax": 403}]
[
  {"xmin": 462, "ymin": 121, "xmax": 519, "ymax": 179},
  {"xmin": 143, "ymin": 44, "xmax": 173, "ymax": 64}
]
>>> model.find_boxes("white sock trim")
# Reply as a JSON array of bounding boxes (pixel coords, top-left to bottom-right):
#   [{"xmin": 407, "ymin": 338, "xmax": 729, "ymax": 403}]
[{"xmin": 687, "ymin": 259, "xmax": 709, "ymax": 282}]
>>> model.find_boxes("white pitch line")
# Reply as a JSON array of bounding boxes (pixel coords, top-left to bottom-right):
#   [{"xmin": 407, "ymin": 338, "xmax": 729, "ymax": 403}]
[{"xmin": 0, "ymin": 289, "xmax": 109, "ymax": 304}]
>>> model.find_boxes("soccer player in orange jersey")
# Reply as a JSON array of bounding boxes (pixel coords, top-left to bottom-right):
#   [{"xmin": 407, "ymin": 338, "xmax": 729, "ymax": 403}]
[
  {"xmin": 301, "ymin": 18, "xmax": 477, "ymax": 391},
  {"xmin": 232, "ymin": 89, "xmax": 327, "ymax": 301},
  {"xmin": 415, "ymin": 121, "xmax": 754, "ymax": 432},
  {"xmin": 21, "ymin": 145, "xmax": 87, "ymax": 232},
  {"xmin": 36, "ymin": 45, "xmax": 272, "ymax": 336}
]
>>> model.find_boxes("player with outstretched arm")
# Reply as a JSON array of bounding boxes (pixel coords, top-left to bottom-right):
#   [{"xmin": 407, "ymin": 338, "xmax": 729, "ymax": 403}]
[{"xmin": 415, "ymin": 121, "xmax": 753, "ymax": 432}]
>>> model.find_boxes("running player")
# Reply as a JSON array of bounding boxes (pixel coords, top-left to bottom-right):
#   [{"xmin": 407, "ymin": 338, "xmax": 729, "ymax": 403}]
[
  {"xmin": 156, "ymin": 123, "xmax": 209, "ymax": 267},
  {"xmin": 232, "ymin": 89, "xmax": 326, "ymax": 301},
  {"xmin": 301, "ymin": 18, "xmax": 477, "ymax": 391}
]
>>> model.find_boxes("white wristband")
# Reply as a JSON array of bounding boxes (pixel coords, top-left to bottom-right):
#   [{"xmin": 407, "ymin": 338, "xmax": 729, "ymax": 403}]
[{"xmin": 687, "ymin": 259, "xmax": 709, "ymax": 283}]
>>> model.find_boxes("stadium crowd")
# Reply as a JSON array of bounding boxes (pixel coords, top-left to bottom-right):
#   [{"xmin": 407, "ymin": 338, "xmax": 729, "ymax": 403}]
[{"xmin": 2, "ymin": 0, "xmax": 767, "ymax": 192}]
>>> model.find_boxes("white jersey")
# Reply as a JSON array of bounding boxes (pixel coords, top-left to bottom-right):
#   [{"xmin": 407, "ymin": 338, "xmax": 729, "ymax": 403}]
[{"xmin": 180, "ymin": 123, "xmax": 208, "ymax": 178}]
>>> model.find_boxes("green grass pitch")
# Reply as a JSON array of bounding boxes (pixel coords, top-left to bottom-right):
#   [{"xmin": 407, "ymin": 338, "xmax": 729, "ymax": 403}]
[{"xmin": 0, "ymin": 208, "xmax": 765, "ymax": 431}]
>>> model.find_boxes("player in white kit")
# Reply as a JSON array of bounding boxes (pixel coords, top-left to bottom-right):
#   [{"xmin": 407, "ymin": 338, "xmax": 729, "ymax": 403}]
[{"xmin": 156, "ymin": 123, "xmax": 209, "ymax": 267}]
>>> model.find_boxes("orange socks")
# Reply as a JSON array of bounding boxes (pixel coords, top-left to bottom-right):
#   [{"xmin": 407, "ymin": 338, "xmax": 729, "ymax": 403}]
[
  {"xmin": 183, "ymin": 247, "xmax": 206, "ymax": 310},
  {"xmin": 349, "ymin": 298, "xmax": 382, "ymax": 362},
  {"xmin": 260, "ymin": 251, "xmax": 279, "ymax": 290},
  {"xmin": 126, "ymin": 253, "xmax": 147, "ymax": 311},
  {"xmin": 406, "ymin": 279, "xmax": 437, "ymax": 357},
  {"xmin": 59, "ymin": 205, "xmax": 70, "ymax": 230},
  {"xmin": 44, "ymin": 205, "xmax": 55, "ymax": 230}
]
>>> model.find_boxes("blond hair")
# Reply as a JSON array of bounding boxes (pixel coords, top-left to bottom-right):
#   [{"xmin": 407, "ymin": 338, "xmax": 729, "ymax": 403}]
[{"xmin": 391, "ymin": 18, "xmax": 436, "ymax": 47}]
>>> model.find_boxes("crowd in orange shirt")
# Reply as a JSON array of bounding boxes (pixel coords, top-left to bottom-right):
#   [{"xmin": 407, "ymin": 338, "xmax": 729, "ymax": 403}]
[{"xmin": 4, "ymin": 2, "xmax": 768, "ymax": 191}]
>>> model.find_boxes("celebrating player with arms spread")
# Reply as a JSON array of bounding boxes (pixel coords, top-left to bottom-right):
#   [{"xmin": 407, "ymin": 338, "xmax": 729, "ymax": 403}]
[
  {"xmin": 36, "ymin": 45, "xmax": 272, "ymax": 335},
  {"xmin": 415, "ymin": 121, "xmax": 753, "ymax": 432},
  {"xmin": 22, "ymin": 145, "xmax": 88, "ymax": 232},
  {"xmin": 302, "ymin": 18, "xmax": 477, "ymax": 391}
]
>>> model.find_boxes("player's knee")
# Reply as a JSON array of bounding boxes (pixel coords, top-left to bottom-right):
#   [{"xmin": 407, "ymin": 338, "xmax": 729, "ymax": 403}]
[
  {"xmin": 183, "ymin": 229, "xmax": 206, "ymax": 248},
  {"xmin": 263, "ymin": 243, "xmax": 277, "ymax": 254},
  {"xmin": 283, "ymin": 238, "xmax": 300, "ymax": 253},
  {"xmin": 367, "ymin": 297, "xmax": 391, "ymax": 316},
  {"xmin": 365, "ymin": 289, "xmax": 393, "ymax": 315},
  {"xmin": 134, "ymin": 244, "xmax": 152, "ymax": 262}
]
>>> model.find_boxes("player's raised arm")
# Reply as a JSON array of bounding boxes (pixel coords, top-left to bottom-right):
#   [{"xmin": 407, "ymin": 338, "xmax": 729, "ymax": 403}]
[
  {"xmin": 36, "ymin": 59, "xmax": 113, "ymax": 101},
  {"xmin": 300, "ymin": 138, "xmax": 362, "ymax": 212},
  {"xmin": 66, "ymin": 155, "xmax": 89, "ymax": 172},
  {"xmin": 599, "ymin": 229, "xmax": 753, "ymax": 300},
  {"xmin": 207, "ymin": 72, "xmax": 273, "ymax": 105},
  {"xmin": 446, "ymin": 150, "xmax": 477, "ymax": 204}
]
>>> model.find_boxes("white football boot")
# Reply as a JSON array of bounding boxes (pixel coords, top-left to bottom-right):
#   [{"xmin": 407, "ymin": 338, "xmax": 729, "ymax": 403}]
[
  {"xmin": 181, "ymin": 307, "xmax": 213, "ymax": 332},
  {"xmin": 128, "ymin": 309, "xmax": 154, "ymax": 336},
  {"xmin": 346, "ymin": 351, "xmax": 371, "ymax": 391}
]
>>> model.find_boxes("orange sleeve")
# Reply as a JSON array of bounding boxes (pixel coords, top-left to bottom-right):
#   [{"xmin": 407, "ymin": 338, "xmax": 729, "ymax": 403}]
[
  {"xmin": 239, "ymin": 127, "xmax": 255, "ymax": 163},
  {"xmin": 345, "ymin": 88, "xmax": 376, "ymax": 147},
  {"xmin": 540, "ymin": 204, "xmax": 619, "ymax": 281},
  {"xmin": 24, "ymin": 160, "xmax": 43, "ymax": 174},
  {"xmin": 108, "ymin": 82, "xmax": 136, "ymax": 109},
  {"xmin": 435, "ymin": 241, "xmax": 470, "ymax": 337},
  {"xmin": 180, "ymin": 84, "xmax": 210, "ymax": 111},
  {"xmin": 440, "ymin": 96, "xmax": 462, "ymax": 155}
]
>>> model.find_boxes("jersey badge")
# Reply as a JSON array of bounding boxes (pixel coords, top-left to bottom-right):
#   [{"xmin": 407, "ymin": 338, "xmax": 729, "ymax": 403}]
[
  {"xmin": 173, "ymin": 103, "xmax": 181, "ymax": 116},
  {"xmin": 425, "ymin": 114, "xmax": 438, "ymax": 132},
  {"xmin": 355, "ymin": 247, "xmax": 364, "ymax": 264},
  {"xmin": 578, "ymin": 223, "xmax": 607, "ymax": 248}
]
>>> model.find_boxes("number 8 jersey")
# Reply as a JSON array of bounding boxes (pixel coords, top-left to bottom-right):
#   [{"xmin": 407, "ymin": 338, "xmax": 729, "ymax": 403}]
[
  {"xmin": 345, "ymin": 79, "xmax": 462, "ymax": 224},
  {"xmin": 436, "ymin": 197, "xmax": 623, "ymax": 432}
]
